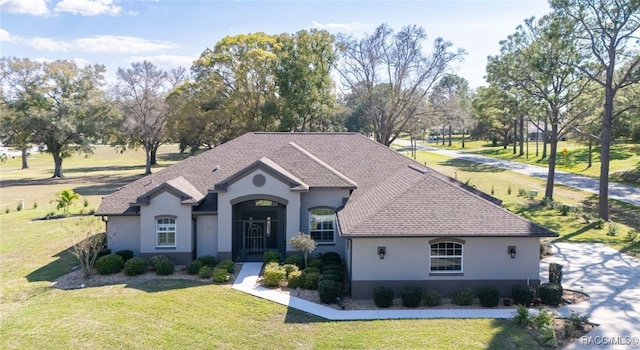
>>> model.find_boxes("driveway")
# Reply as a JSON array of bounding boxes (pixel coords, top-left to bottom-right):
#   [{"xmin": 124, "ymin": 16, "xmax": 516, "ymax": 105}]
[
  {"xmin": 395, "ymin": 140, "xmax": 640, "ymax": 207},
  {"xmin": 541, "ymin": 243, "xmax": 640, "ymax": 349}
]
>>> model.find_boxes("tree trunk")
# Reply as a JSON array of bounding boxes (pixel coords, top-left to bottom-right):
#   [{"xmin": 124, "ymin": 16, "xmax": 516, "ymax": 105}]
[
  {"xmin": 599, "ymin": 87, "xmax": 615, "ymax": 220},
  {"xmin": 519, "ymin": 115, "xmax": 524, "ymax": 156},
  {"xmin": 21, "ymin": 148, "xmax": 29, "ymax": 169},
  {"xmin": 52, "ymin": 152, "xmax": 64, "ymax": 178},
  {"xmin": 461, "ymin": 129, "xmax": 465, "ymax": 149},
  {"xmin": 448, "ymin": 125, "xmax": 452, "ymax": 146},
  {"xmin": 544, "ymin": 123, "xmax": 559, "ymax": 201},
  {"xmin": 512, "ymin": 119, "xmax": 517, "ymax": 155},
  {"xmin": 150, "ymin": 148, "xmax": 157, "ymax": 166},
  {"xmin": 588, "ymin": 142, "xmax": 592, "ymax": 168},
  {"xmin": 441, "ymin": 126, "xmax": 445, "ymax": 146},
  {"xmin": 144, "ymin": 149, "xmax": 152, "ymax": 175},
  {"xmin": 541, "ymin": 121, "xmax": 548, "ymax": 160}
]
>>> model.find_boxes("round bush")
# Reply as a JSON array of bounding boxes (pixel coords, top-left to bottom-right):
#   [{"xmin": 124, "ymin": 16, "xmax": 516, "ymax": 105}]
[
  {"xmin": 373, "ymin": 286, "xmax": 394, "ymax": 308},
  {"xmin": 452, "ymin": 288, "xmax": 474, "ymax": 306},
  {"xmin": 318, "ymin": 280, "xmax": 343, "ymax": 304},
  {"xmin": 263, "ymin": 266, "xmax": 286, "ymax": 287},
  {"xmin": 186, "ymin": 260, "xmax": 203, "ymax": 275},
  {"xmin": 512, "ymin": 284, "xmax": 535, "ymax": 306},
  {"xmin": 287, "ymin": 270, "xmax": 304, "ymax": 289},
  {"xmin": 149, "ymin": 255, "xmax": 169, "ymax": 270},
  {"xmin": 95, "ymin": 254, "xmax": 124, "ymax": 275},
  {"xmin": 319, "ymin": 273, "xmax": 342, "ymax": 283},
  {"xmin": 282, "ymin": 264, "xmax": 299, "ymax": 277},
  {"xmin": 196, "ymin": 255, "xmax": 217, "ymax": 268},
  {"xmin": 540, "ymin": 283, "xmax": 563, "ymax": 306},
  {"xmin": 423, "ymin": 289, "xmax": 441, "ymax": 306},
  {"xmin": 218, "ymin": 260, "xmax": 235, "ymax": 274},
  {"xmin": 115, "ymin": 249, "xmax": 134, "ymax": 262},
  {"xmin": 284, "ymin": 255, "xmax": 303, "ymax": 268},
  {"xmin": 477, "ymin": 287, "xmax": 500, "ymax": 307},
  {"xmin": 124, "ymin": 257, "xmax": 147, "ymax": 276},
  {"xmin": 95, "ymin": 248, "xmax": 111, "ymax": 260},
  {"xmin": 401, "ymin": 286, "xmax": 423, "ymax": 308},
  {"xmin": 212, "ymin": 268, "xmax": 230, "ymax": 283},
  {"xmin": 307, "ymin": 258, "xmax": 323, "ymax": 270},
  {"xmin": 322, "ymin": 262, "xmax": 342, "ymax": 271},
  {"xmin": 302, "ymin": 267, "xmax": 320, "ymax": 274},
  {"xmin": 303, "ymin": 272, "xmax": 321, "ymax": 290},
  {"xmin": 322, "ymin": 268, "xmax": 344, "ymax": 278},
  {"xmin": 322, "ymin": 252, "xmax": 341, "ymax": 263},
  {"xmin": 263, "ymin": 251, "xmax": 281, "ymax": 264},
  {"xmin": 199, "ymin": 265, "xmax": 213, "ymax": 278},
  {"xmin": 155, "ymin": 258, "xmax": 175, "ymax": 275}
]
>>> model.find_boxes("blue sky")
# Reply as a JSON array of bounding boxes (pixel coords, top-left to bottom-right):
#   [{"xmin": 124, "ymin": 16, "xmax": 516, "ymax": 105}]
[{"xmin": 1, "ymin": 0, "xmax": 552, "ymax": 88}]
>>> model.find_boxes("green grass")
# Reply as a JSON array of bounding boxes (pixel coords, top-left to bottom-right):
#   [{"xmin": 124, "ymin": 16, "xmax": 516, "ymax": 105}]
[
  {"xmin": 0, "ymin": 145, "xmax": 542, "ymax": 350},
  {"xmin": 412, "ymin": 136, "xmax": 640, "ymax": 187},
  {"xmin": 411, "ymin": 150, "xmax": 640, "ymax": 257}
]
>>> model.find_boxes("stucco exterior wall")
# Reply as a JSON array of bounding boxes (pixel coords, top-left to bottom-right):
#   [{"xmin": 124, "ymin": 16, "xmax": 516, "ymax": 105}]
[
  {"xmin": 349, "ymin": 236, "xmax": 541, "ymax": 298},
  {"xmin": 300, "ymin": 188, "xmax": 350, "ymax": 255},
  {"xmin": 139, "ymin": 191, "xmax": 193, "ymax": 255},
  {"xmin": 196, "ymin": 215, "xmax": 218, "ymax": 258},
  {"xmin": 106, "ymin": 216, "xmax": 140, "ymax": 254},
  {"xmin": 217, "ymin": 169, "xmax": 301, "ymax": 256}
]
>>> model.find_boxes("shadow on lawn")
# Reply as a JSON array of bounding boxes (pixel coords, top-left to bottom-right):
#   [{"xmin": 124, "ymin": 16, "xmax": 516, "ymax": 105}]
[
  {"xmin": 26, "ymin": 247, "xmax": 76, "ymax": 283},
  {"xmin": 124, "ymin": 279, "xmax": 208, "ymax": 293},
  {"xmin": 284, "ymin": 307, "xmax": 326, "ymax": 323},
  {"xmin": 439, "ymin": 158, "xmax": 507, "ymax": 173}
]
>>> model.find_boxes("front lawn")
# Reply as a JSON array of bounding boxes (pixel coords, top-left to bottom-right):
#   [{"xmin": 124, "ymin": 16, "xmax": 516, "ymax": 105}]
[{"xmin": 0, "ymin": 145, "xmax": 542, "ymax": 349}]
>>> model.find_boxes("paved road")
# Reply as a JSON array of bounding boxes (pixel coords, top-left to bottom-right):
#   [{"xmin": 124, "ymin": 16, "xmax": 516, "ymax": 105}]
[{"xmin": 396, "ymin": 140, "xmax": 640, "ymax": 207}]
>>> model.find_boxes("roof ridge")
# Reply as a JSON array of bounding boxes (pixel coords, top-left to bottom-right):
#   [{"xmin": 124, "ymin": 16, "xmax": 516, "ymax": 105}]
[{"xmin": 287, "ymin": 141, "xmax": 357, "ymax": 187}]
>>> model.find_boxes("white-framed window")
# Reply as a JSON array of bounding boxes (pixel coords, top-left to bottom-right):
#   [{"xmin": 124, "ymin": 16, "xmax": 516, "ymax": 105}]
[
  {"xmin": 430, "ymin": 241, "xmax": 463, "ymax": 273},
  {"xmin": 156, "ymin": 217, "xmax": 176, "ymax": 248},
  {"xmin": 309, "ymin": 208, "xmax": 335, "ymax": 244}
]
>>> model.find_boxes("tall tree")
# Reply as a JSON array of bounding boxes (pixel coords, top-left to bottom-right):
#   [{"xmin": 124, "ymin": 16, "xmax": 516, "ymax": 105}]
[
  {"xmin": 471, "ymin": 84, "xmax": 517, "ymax": 148},
  {"xmin": 487, "ymin": 15, "xmax": 591, "ymax": 200},
  {"xmin": 552, "ymin": 0, "xmax": 640, "ymax": 219},
  {"xmin": 429, "ymin": 74, "xmax": 472, "ymax": 147},
  {"xmin": 115, "ymin": 61, "xmax": 185, "ymax": 175},
  {"xmin": 337, "ymin": 24, "xmax": 465, "ymax": 146},
  {"xmin": 276, "ymin": 29, "xmax": 338, "ymax": 131}
]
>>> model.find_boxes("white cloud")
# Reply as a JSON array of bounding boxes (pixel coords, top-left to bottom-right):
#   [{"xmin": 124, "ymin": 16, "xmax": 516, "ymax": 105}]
[
  {"xmin": 54, "ymin": 0, "xmax": 121, "ymax": 16},
  {"xmin": 0, "ymin": 0, "xmax": 49, "ymax": 16},
  {"xmin": 27, "ymin": 37, "xmax": 73, "ymax": 51},
  {"xmin": 74, "ymin": 35, "xmax": 175, "ymax": 53},
  {"xmin": 0, "ymin": 28, "xmax": 17, "ymax": 42},
  {"xmin": 129, "ymin": 54, "xmax": 197, "ymax": 69},
  {"xmin": 312, "ymin": 21, "xmax": 364, "ymax": 32}
]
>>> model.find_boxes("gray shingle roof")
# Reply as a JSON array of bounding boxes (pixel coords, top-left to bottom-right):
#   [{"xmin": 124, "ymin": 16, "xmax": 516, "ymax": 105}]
[{"xmin": 97, "ymin": 132, "xmax": 557, "ymax": 238}]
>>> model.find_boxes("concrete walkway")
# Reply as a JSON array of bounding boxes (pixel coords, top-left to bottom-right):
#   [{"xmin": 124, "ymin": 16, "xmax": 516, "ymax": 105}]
[
  {"xmin": 395, "ymin": 140, "xmax": 640, "ymax": 207},
  {"xmin": 233, "ymin": 242, "xmax": 640, "ymax": 348}
]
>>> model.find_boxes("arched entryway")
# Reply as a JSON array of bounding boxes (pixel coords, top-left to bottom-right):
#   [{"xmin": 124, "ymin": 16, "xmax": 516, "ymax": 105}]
[{"xmin": 232, "ymin": 197, "xmax": 286, "ymax": 262}]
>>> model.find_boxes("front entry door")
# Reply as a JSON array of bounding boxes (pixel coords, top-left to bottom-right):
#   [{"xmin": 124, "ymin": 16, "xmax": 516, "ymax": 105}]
[{"xmin": 232, "ymin": 200, "xmax": 285, "ymax": 262}]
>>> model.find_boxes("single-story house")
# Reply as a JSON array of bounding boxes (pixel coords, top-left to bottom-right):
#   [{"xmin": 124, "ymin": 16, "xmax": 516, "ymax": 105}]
[{"xmin": 96, "ymin": 132, "xmax": 557, "ymax": 299}]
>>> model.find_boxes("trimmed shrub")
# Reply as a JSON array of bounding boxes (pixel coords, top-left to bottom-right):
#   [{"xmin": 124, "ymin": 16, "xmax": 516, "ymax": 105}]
[
  {"xmin": 212, "ymin": 267, "xmax": 230, "ymax": 283},
  {"xmin": 452, "ymin": 288, "xmax": 474, "ymax": 306},
  {"xmin": 303, "ymin": 267, "xmax": 320, "ymax": 274},
  {"xmin": 321, "ymin": 252, "xmax": 341, "ymax": 264},
  {"xmin": 263, "ymin": 251, "xmax": 281, "ymax": 264},
  {"xmin": 264, "ymin": 262, "xmax": 281, "ymax": 271},
  {"xmin": 423, "ymin": 289, "xmax": 441, "ymax": 306},
  {"xmin": 218, "ymin": 260, "xmax": 235, "ymax": 274},
  {"xmin": 95, "ymin": 254, "xmax": 124, "ymax": 275},
  {"xmin": 186, "ymin": 260, "xmax": 203, "ymax": 275},
  {"xmin": 318, "ymin": 273, "xmax": 342, "ymax": 283},
  {"xmin": 540, "ymin": 283, "xmax": 563, "ymax": 306},
  {"xmin": 282, "ymin": 264, "xmax": 299, "ymax": 277},
  {"xmin": 318, "ymin": 280, "xmax": 342, "ymax": 304},
  {"xmin": 96, "ymin": 248, "xmax": 111, "ymax": 260},
  {"xmin": 124, "ymin": 257, "xmax": 147, "ymax": 276},
  {"xmin": 303, "ymin": 272, "xmax": 321, "ymax": 290},
  {"xmin": 477, "ymin": 287, "xmax": 500, "ymax": 307},
  {"xmin": 155, "ymin": 258, "xmax": 175, "ymax": 275},
  {"xmin": 307, "ymin": 258, "xmax": 323, "ymax": 270},
  {"xmin": 512, "ymin": 284, "xmax": 535, "ymax": 306},
  {"xmin": 198, "ymin": 265, "xmax": 214, "ymax": 279},
  {"xmin": 115, "ymin": 249, "xmax": 134, "ymax": 262},
  {"xmin": 196, "ymin": 255, "xmax": 217, "ymax": 267},
  {"xmin": 322, "ymin": 268, "xmax": 344, "ymax": 278},
  {"xmin": 263, "ymin": 265, "xmax": 286, "ymax": 287},
  {"xmin": 401, "ymin": 286, "xmax": 423, "ymax": 308},
  {"xmin": 549, "ymin": 263, "xmax": 563, "ymax": 284},
  {"xmin": 287, "ymin": 270, "xmax": 303, "ymax": 289},
  {"xmin": 284, "ymin": 255, "xmax": 303, "ymax": 268},
  {"xmin": 149, "ymin": 255, "xmax": 169, "ymax": 270},
  {"xmin": 373, "ymin": 286, "xmax": 394, "ymax": 308}
]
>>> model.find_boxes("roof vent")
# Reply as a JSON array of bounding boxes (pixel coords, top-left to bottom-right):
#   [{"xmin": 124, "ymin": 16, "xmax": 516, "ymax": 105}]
[
  {"xmin": 408, "ymin": 164, "xmax": 428, "ymax": 174},
  {"xmin": 213, "ymin": 165, "xmax": 220, "ymax": 172},
  {"xmin": 144, "ymin": 179, "xmax": 153, "ymax": 187}
]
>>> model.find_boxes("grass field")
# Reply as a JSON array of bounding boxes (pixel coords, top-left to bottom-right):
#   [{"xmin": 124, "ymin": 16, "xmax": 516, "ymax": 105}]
[
  {"xmin": 0, "ymin": 146, "xmax": 543, "ymax": 350},
  {"xmin": 413, "ymin": 137, "xmax": 640, "ymax": 187}
]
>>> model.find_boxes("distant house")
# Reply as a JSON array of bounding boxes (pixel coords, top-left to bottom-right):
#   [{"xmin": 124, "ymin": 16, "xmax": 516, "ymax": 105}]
[{"xmin": 97, "ymin": 132, "xmax": 557, "ymax": 299}]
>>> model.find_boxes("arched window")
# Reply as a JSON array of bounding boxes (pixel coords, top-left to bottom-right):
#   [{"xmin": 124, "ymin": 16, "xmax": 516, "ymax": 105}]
[
  {"xmin": 309, "ymin": 208, "xmax": 335, "ymax": 244},
  {"xmin": 430, "ymin": 241, "xmax": 463, "ymax": 273},
  {"xmin": 156, "ymin": 217, "xmax": 176, "ymax": 248}
]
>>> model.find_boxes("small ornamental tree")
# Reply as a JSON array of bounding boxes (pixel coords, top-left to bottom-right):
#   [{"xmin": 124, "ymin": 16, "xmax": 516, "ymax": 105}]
[
  {"xmin": 69, "ymin": 219, "xmax": 106, "ymax": 278},
  {"xmin": 289, "ymin": 232, "xmax": 316, "ymax": 268},
  {"xmin": 51, "ymin": 189, "xmax": 80, "ymax": 217}
]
